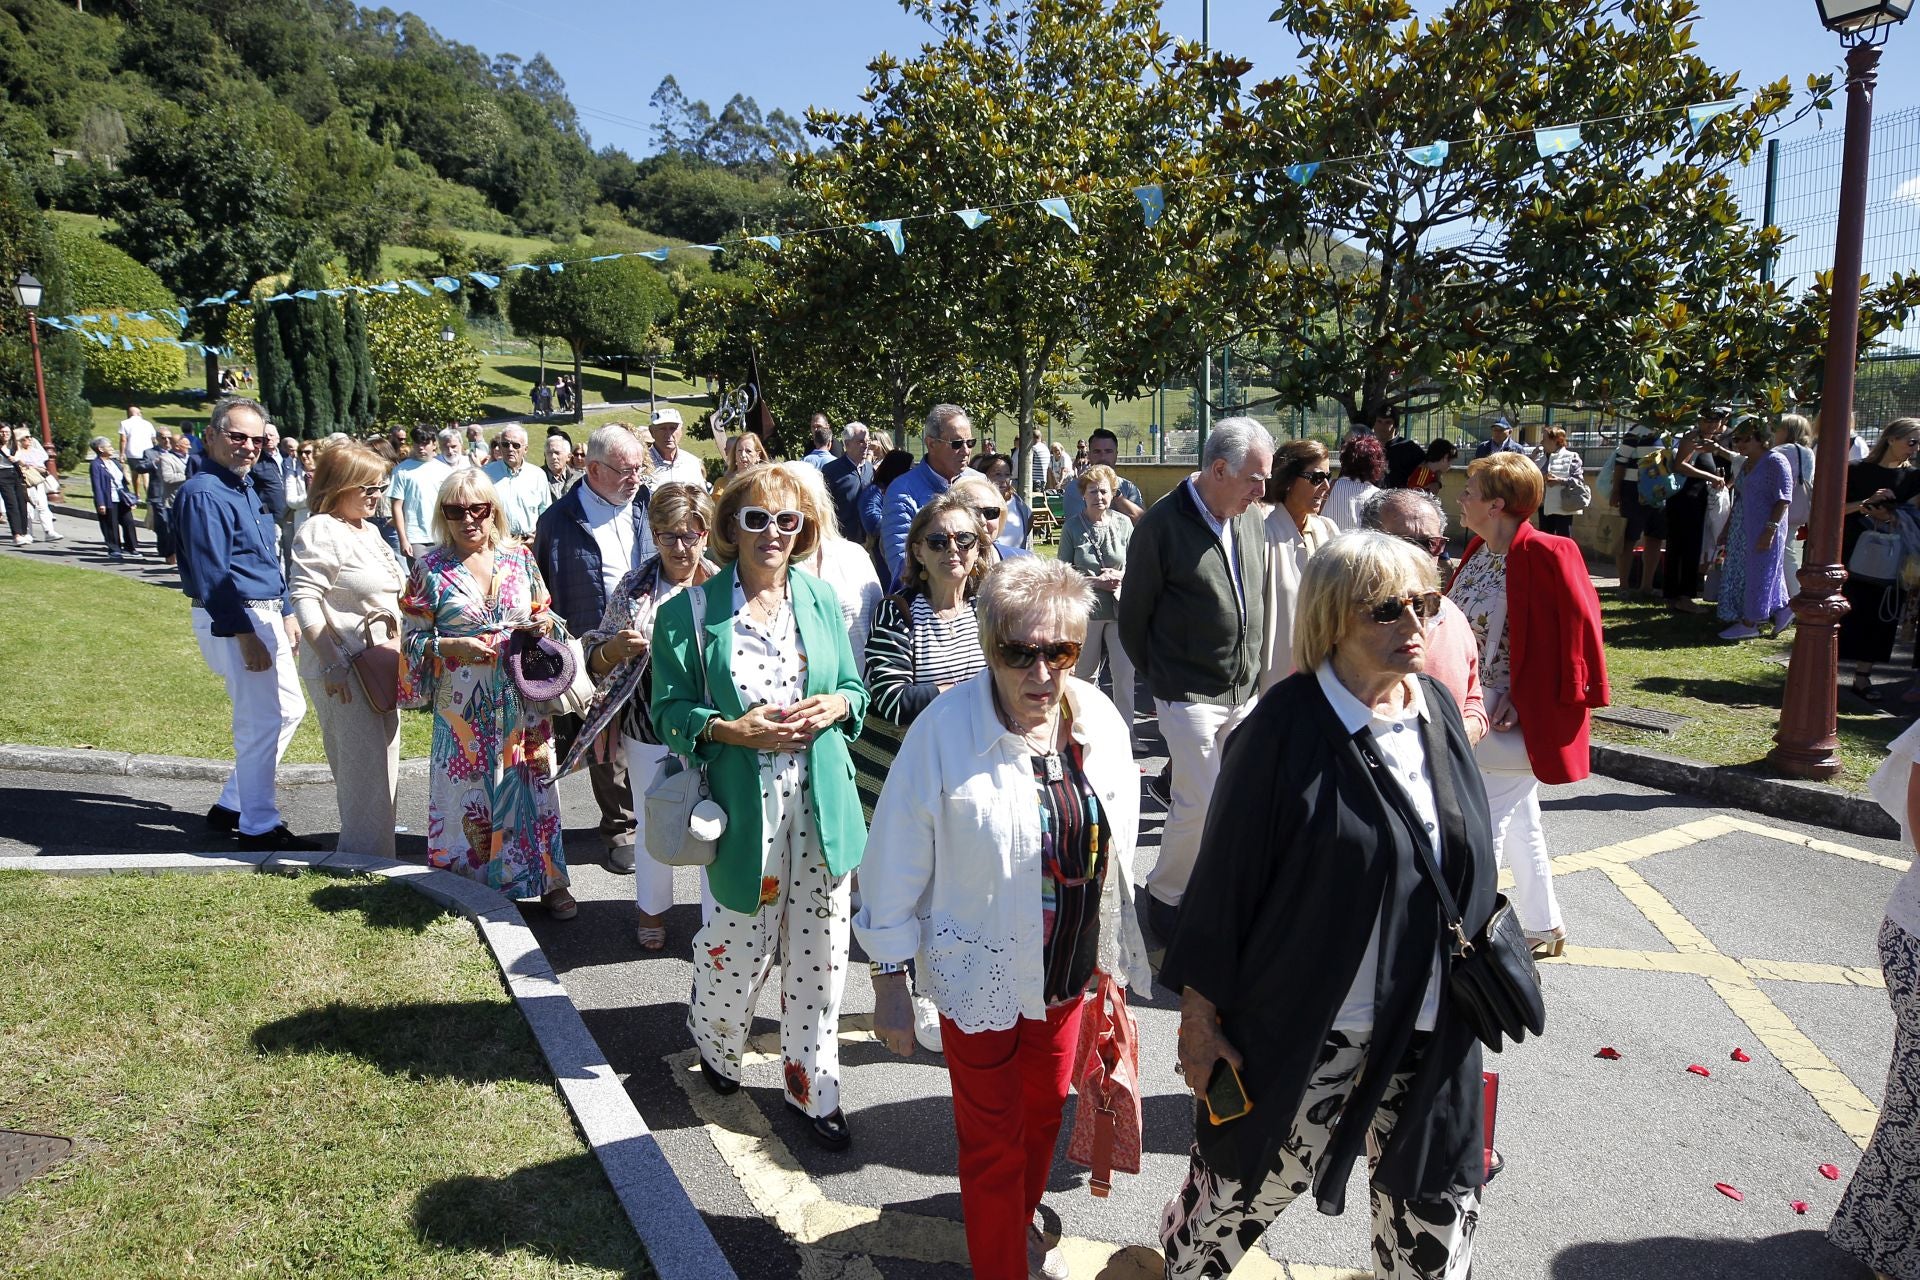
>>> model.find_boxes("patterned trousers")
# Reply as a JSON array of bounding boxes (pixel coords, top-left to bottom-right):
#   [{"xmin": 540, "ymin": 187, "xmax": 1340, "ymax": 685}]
[
  {"xmin": 1829, "ymin": 918, "xmax": 1920, "ymax": 1280},
  {"xmin": 686, "ymin": 759, "xmax": 851, "ymax": 1119},
  {"xmin": 1160, "ymin": 1032, "xmax": 1479, "ymax": 1280}
]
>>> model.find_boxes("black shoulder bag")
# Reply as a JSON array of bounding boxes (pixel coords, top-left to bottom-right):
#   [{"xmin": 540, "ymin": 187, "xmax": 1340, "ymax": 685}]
[{"xmin": 1412, "ymin": 711, "xmax": 1547, "ymax": 1053}]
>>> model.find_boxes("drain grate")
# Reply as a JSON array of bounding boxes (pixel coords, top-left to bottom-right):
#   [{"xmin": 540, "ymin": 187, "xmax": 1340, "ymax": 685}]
[
  {"xmin": 0, "ymin": 1131, "xmax": 73, "ymax": 1201},
  {"xmin": 1592, "ymin": 705, "xmax": 1693, "ymax": 734}
]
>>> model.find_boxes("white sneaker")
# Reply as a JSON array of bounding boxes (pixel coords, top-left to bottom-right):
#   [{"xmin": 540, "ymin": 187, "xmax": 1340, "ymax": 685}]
[
  {"xmin": 1028, "ymin": 1223, "xmax": 1068, "ymax": 1280},
  {"xmin": 912, "ymin": 993, "xmax": 944, "ymax": 1054}
]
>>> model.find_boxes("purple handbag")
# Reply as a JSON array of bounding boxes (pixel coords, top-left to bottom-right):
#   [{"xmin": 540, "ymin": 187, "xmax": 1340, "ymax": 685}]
[{"xmin": 506, "ymin": 627, "xmax": 577, "ymax": 704}]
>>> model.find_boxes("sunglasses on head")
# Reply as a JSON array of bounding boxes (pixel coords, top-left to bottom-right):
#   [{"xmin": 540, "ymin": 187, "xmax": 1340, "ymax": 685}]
[
  {"xmin": 442, "ymin": 502, "xmax": 493, "ymax": 523},
  {"xmin": 736, "ymin": 506, "xmax": 805, "ymax": 535},
  {"xmin": 1397, "ymin": 533, "xmax": 1450, "ymax": 559},
  {"xmin": 997, "ymin": 639, "xmax": 1082, "ymax": 671},
  {"xmin": 922, "ymin": 530, "xmax": 979, "ymax": 553},
  {"xmin": 1367, "ymin": 591, "xmax": 1444, "ymax": 624}
]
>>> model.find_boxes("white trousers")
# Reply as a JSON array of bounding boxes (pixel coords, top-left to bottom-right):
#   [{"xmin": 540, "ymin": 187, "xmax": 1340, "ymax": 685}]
[
  {"xmin": 686, "ymin": 759, "xmax": 851, "ymax": 1118},
  {"xmin": 23, "ymin": 484, "xmax": 56, "ymax": 537},
  {"xmin": 1480, "ymin": 768, "xmax": 1562, "ymax": 933},
  {"xmin": 1147, "ymin": 696, "xmax": 1256, "ymax": 908},
  {"xmin": 623, "ymin": 736, "xmax": 676, "ymax": 917},
  {"xmin": 1077, "ymin": 618, "xmax": 1138, "ymax": 730},
  {"xmin": 192, "ymin": 605, "xmax": 306, "ymax": 837},
  {"xmin": 303, "ymin": 674, "xmax": 399, "ymax": 858}
]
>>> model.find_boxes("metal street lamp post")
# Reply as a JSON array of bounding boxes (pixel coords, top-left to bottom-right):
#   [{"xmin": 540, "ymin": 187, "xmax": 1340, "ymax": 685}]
[
  {"xmin": 10, "ymin": 272, "xmax": 53, "ymax": 450},
  {"xmin": 1770, "ymin": 0, "xmax": 1911, "ymax": 778}
]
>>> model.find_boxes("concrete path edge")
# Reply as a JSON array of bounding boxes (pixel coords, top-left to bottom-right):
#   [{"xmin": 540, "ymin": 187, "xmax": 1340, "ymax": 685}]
[
  {"xmin": 1588, "ymin": 741, "xmax": 1898, "ymax": 840},
  {"xmin": 0, "ymin": 741, "xmax": 429, "ymax": 786},
  {"xmin": 0, "ymin": 848, "xmax": 738, "ymax": 1280}
]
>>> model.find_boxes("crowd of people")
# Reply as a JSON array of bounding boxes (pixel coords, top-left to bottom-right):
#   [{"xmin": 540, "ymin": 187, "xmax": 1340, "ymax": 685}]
[{"xmin": 15, "ymin": 391, "xmax": 1920, "ymax": 1280}]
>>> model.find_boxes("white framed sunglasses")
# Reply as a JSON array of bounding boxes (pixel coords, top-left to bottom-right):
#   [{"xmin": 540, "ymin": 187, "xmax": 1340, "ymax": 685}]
[{"xmin": 736, "ymin": 506, "xmax": 805, "ymax": 535}]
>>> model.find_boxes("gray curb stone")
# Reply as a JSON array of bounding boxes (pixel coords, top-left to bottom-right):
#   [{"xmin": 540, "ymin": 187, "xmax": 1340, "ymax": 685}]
[
  {"xmin": 1587, "ymin": 741, "xmax": 1899, "ymax": 840},
  {"xmin": 0, "ymin": 849, "xmax": 737, "ymax": 1280},
  {"xmin": 0, "ymin": 742, "xmax": 429, "ymax": 786}
]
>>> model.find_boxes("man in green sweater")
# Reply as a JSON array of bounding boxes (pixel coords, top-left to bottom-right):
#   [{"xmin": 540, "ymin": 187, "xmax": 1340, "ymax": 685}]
[{"xmin": 1120, "ymin": 416, "xmax": 1274, "ymax": 942}]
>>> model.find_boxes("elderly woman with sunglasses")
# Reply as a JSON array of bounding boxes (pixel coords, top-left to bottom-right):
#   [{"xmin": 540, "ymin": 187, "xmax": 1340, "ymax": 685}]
[
  {"xmin": 857, "ymin": 557, "xmax": 1152, "ymax": 1280},
  {"xmin": 651, "ymin": 463, "xmax": 869, "ymax": 1151},
  {"xmin": 951, "ymin": 471, "xmax": 1034, "ymax": 565},
  {"xmin": 564, "ymin": 483, "xmax": 719, "ymax": 951},
  {"xmin": 1448, "ymin": 452, "xmax": 1609, "ymax": 958},
  {"xmin": 399, "ymin": 467, "xmax": 574, "ymax": 919},
  {"xmin": 1159, "ymin": 533, "xmax": 1498, "ymax": 1280},
  {"xmin": 1259, "ymin": 438, "xmax": 1340, "ymax": 691},
  {"xmin": 288, "ymin": 442, "xmax": 405, "ymax": 857}
]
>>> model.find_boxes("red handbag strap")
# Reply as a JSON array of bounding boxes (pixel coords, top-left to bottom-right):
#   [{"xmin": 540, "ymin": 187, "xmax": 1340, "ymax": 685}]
[{"xmin": 1089, "ymin": 1105, "xmax": 1115, "ymax": 1197}]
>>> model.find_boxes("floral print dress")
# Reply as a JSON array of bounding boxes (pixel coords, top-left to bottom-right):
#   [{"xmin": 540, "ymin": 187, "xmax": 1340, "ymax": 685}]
[{"xmin": 400, "ymin": 543, "xmax": 567, "ymax": 899}]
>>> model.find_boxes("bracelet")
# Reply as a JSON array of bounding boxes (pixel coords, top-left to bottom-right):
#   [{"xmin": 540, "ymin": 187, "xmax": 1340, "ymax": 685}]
[{"xmin": 870, "ymin": 961, "xmax": 907, "ymax": 977}]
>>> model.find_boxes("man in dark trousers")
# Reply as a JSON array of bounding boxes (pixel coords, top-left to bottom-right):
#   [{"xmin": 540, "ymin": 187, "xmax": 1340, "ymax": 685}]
[{"xmin": 533, "ymin": 424, "xmax": 657, "ymax": 872}]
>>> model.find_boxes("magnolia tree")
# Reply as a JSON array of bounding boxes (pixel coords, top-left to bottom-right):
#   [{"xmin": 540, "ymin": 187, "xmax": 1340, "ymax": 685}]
[
  {"xmin": 506, "ymin": 251, "xmax": 675, "ymax": 421},
  {"xmin": 1094, "ymin": 0, "xmax": 1920, "ymax": 426},
  {"xmin": 363, "ymin": 292, "xmax": 481, "ymax": 426}
]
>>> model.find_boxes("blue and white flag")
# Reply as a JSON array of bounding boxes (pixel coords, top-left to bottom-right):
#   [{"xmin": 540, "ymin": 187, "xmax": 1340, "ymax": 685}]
[
  {"xmin": 1687, "ymin": 99, "xmax": 1739, "ymax": 135},
  {"xmin": 1285, "ymin": 162, "xmax": 1321, "ymax": 186},
  {"xmin": 1039, "ymin": 197, "xmax": 1079, "ymax": 234},
  {"xmin": 1404, "ymin": 141, "xmax": 1450, "ymax": 168},
  {"xmin": 432, "ymin": 277, "xmax": 461, "ymax": 293},
  {"xmin": 546, "ymin": 261, "xmax": 564, "ymax": 273},
  {"xmin": 1535, "ymin": 125, "xmax": 1584, "ymax": 159},
  {"xmin": 469, "ymin": 271, "xmax": 501, "ymax": 289},
  {"xmin": 636, "ymin": 247, "xmax": 670, "ymax": 261},
  {"xmin": 691, "ymin": 243, "xmax": 724, "ymax": 252},
  {"xmin": 1133, "ymin": 185, "xmax": 1164, "ymax": 227},
  {"xmin": 750, "ymin": 235, "xmax": 783, "ymax": 251},
  {"xmin": 955, "ymin": 208, "xmax": 992, "ymax": 229},
  {"xmin": 294, "ymin": 289, "xmax": 320, "ymax": 301},
  {"xmin": 862, "ymin": 219, "xmax": 906, "ymax": 254}
]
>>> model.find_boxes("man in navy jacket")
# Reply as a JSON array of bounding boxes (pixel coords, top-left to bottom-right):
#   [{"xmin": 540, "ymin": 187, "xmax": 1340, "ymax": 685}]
[{"xmin": 534, "ymin": 424, "xmax": 657, "ymax": 872}]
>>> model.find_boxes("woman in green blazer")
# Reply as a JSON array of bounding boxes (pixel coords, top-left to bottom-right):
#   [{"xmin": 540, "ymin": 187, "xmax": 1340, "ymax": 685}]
[{"xmin": 652, "ymin": 463, "xmax": 869, "ymax": 1151}]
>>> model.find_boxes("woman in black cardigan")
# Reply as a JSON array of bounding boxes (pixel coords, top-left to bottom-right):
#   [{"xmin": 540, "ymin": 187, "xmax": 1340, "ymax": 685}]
[{"xmin": 1159, "ymin": 530, "xmax": 1499, "ymax": 1280}]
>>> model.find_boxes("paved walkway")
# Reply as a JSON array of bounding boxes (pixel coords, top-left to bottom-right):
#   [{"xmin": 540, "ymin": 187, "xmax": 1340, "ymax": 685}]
[{"xmin": 0, "ymin": 742, "xmax": 1901, "ymax": 1278}]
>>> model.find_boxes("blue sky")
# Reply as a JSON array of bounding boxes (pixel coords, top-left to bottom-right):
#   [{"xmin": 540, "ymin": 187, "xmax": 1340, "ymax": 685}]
[{"xmin": 401, "ymin": 0, "xmax": 1919, "ymax": 156}]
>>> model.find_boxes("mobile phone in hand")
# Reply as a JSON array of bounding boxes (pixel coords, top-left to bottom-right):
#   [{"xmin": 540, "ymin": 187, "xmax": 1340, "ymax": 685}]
[{"xmin": 1205, "ymin": 1059, "xmax": 1254, "ymax": 1125}]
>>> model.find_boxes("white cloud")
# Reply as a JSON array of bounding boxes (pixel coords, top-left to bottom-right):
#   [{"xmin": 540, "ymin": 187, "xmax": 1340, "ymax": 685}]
[{"xmin": 1896, "ymin": 175, "xmax": 1920, "ymax": 206}]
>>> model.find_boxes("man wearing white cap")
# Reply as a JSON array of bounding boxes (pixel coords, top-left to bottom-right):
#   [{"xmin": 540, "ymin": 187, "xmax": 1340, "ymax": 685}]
[{"xmin": 647, "ymin": 407, "xmax": 709, "ymax": 489}]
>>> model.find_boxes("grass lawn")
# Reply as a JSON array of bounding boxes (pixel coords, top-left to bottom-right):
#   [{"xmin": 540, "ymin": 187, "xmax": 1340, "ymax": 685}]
[
  {"xmin": 0, "ymin": 554, "xmax": 431, "ymax": 763},
  {"xmin": 1592, "ymin": 596, "xmax": 1905, "ymax": 793},
  {"xmin": 0, "ymin": 870, "xmax": 649, "ymax": 1279}
]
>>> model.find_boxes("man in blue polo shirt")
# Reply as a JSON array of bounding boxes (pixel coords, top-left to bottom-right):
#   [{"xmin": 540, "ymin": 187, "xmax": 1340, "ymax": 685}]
[
  {"xmin": 174, "ymin": 396, "xmax": 315, "ymax": 851},
  {"xmin": 879, "ymin": 403, "xmax": 974, "ymax": 589}
]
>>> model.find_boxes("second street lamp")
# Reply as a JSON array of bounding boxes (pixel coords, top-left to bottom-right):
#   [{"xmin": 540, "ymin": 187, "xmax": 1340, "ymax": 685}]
[{"xmin": 1771, "ymin": 0, "xmax": 1911, "ymax": 777}]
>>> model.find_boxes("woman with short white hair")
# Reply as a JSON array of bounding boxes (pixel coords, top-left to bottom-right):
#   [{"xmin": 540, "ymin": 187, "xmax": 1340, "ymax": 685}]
[
  {"xmin": 950, "ymin": 471, "xmax": 1033, "ymax": 565},
  {"xmin": 858, "ymin": 557, "xmax": 1151, "ymax": 1280},
  {"xmin": 777, "ymin": 460, "xmax": 883, "ymax": 667}
]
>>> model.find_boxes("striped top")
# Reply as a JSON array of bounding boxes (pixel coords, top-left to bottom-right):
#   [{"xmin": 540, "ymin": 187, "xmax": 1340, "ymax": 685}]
[
  {"xmin": 1036, "ymin": 738, "xmax": 1108, "ymax": 1005},
  {"xmin": 863, "ymin": 593, "xmax": 987, "ymax": 727}
]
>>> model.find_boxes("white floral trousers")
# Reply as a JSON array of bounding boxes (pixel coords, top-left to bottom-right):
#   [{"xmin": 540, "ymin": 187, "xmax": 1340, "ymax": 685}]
[
  {"xmin": 686, "ymin": 758, "xmax": 851, "ymax": 1119},
  {"xmin": 1160, "ymin": 1032, "xmax": 1480, "ymax": 1280}
]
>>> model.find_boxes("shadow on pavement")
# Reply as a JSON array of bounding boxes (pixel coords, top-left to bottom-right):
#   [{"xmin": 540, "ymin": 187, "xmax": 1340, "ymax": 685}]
[
  {"xmin": 1540, "ymin": 791, "xmax": 1703, "ymax": 815},
  {"xmin": 0, "ymin": 785, "xmax": 208, "ymax": 854},
  {"xmin": 309, "ymin": 877, "xmax": 450, "ymax": 933},
  {"xmin": 1550, "ymin": 1230, "xmax": 1872, "ymax": 1280},
  {"xmin": 254, "ymin": 998, "xmax": 550, "ymax": 1084},
  {"xmin": 411, "ymin": 1152, "xmax": 651, "ymax": 1278}
]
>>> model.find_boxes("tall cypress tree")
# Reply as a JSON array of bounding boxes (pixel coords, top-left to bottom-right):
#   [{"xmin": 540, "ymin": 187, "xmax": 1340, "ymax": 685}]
[
  {"xmin": 254, "ymin": 302, "xmax": 300, "ymax": 437},
  {"xmin": 344, "ymin": 296, "xmax": 377, "ymax": 430},
  {"xmin": 283, "ymin": 247, "xmax": 336, "ymax": 435}
]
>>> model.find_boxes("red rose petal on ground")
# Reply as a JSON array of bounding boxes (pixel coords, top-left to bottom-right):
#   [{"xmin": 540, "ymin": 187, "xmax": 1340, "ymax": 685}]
[
  {"xmin": 1715, "ymin": 1183, "xmax": 1745, "ymax": 1201},
  {"xmin": 1595, "ymin": 1046, "xmax": 1622, "ymax": 1060},
  {"xmin": 1687, "ymin": 1064, "xmax": 1712, "ymax": 1077},
  {"xmin": 1730, "ymin": 1048, "xmax": 1752, "ymax": 1062},
  {"xmin": 1819, "ymin": 1164, "xmax": 1841, "ymax": 1180},
  {"xmin": 1791, "ymin": 1200, "xmax": 1809, "ymax": 1214}
]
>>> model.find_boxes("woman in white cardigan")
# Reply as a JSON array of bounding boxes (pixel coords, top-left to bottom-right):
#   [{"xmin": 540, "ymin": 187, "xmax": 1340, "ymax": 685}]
[
  {"xmin": 1259, "ymin": 438, "xmax": 1340, "ymax": 692},
  {"xmin": 855, "ymin": 558, "xmax": 1152, "ymax": 1280},
  {"xmin": 779, "ymin": 461, "xmax": 883, "ymax": 668},
  {"xmin": 288, "ymin": 441, "xmax": 405, "ymax": 857}
]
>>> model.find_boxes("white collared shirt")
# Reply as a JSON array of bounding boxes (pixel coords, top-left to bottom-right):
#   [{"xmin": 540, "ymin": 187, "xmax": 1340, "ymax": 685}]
[
  {"xmin": 649, "ymin": 446, "xmax": 709, "ymax": 490},
  {"xmin": 482, "ymin": 460, "xmax": 552, "ymax": 537},
  {"xmin": 575, "ymin": 481, "xmax": 637, "ymax": 602},
  {"xmin": 1315, "ymin": 663, "xmax": 1444, "ymax": 1032},
  {"xmin": 1184, "ymin": 475, "xmax": 1244, "ymax": 615}
]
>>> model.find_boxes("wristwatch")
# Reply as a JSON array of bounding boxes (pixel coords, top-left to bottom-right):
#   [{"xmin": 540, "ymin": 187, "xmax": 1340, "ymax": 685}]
[{"xmin": 870, "ymin": 961, "xmax": 907, "ymax": 977}]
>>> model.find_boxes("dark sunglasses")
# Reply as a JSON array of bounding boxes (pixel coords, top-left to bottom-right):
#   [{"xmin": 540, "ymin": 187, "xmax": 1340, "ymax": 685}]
[
  {"xmin": 922, "ymin": 530, "xmax": 979, "ymax": 553},
  {"xmin": 997, "ymin": 639, "xmax": 1082, "ymax": 671},
  {"xmin": 973, "ymin": 504, "xmax": 1004, "ymax": 521},
  {"xmin": 947, "ymin": 436, "xmax": 976, "ymax": 452},
  {"xmin": 223, "ymin": 430, "xmax": 265, "ymax": 447},
  {"xmin": 359, "ymin": 484, "xmax": 388, "ymax": 498},
  {"xmin": 1367, "ymin": 591, "xmax": 1444, "ymax": 624},
  {"xmin": 1397, "ymin": 533, "xmax": 1450, "ymax": 559},
  {"xmin": 736, "ymin": 506, "xmax": 805, "ymax": 534},
  {"xmin": 441, "ymin": 502, "xmax": 494, "ymax": 523},
  {"xmin": 1303, "ymin": 470, "xmax": 1332, "ymax": 486}
]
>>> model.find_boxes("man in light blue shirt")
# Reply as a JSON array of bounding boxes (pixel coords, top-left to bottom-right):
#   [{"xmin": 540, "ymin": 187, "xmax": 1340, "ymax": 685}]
[
  {"xmin": 482, "ymin": 424, "xmax": 552, "ymax": 538},
  {"xmin": 388, "ymin": 425, "xmax": 454, "ymax": 563},
  {"xmin": 801, "ymin": 413, "xmax": 837, "ymax": 469},
  {"xmin": 880, "ymin": 403, "xmax": 974, "ymax": 589},
  {"xmin": 1060, "ymin": 427, "xmax": 1145, "ymax": 525}
]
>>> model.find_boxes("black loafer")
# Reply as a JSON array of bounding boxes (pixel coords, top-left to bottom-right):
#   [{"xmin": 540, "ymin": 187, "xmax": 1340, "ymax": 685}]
[
  {"xmin": 206, "ymin": 804, "xmax": 240, "ymax": 834},
  {"xmin": 786, "ymin": 1101, "xmax": 851, "ymax": 1151},
  {"xmin": 237, "ymin": 825, "xmax": 321, "ymax": 853},
  {"xmin": 699, "ymin": 1056, "xmax": 739, "ymax": 1096}
]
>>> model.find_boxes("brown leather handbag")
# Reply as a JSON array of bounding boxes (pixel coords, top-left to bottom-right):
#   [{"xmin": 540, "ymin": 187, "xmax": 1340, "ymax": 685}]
[{"xmin": 342, "ymin": 610, "xmax": 402, "ymax": 714}]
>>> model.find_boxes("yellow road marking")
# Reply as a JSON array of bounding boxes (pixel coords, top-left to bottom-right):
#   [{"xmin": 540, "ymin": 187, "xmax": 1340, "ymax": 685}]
[
  {"xmin": 1707, "ymin": 977, "xmax": 1882, "ymax": 1147},
  {"xmin": 1741, "ymin": 958, "xmax": 1887, "ymax": 987}
]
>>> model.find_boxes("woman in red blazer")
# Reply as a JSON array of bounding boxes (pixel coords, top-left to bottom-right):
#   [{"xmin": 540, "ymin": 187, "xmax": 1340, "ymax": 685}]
[{"xmin": 1447, "ymin": 452, "xmax": 1610, "ymax": 956}]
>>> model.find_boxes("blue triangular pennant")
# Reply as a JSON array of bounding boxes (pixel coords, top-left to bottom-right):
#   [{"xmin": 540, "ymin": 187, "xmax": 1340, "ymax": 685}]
[
  {"xmin": 750, "ymin": 235, "xmax": 782, "ymax": 251},
  {"xmin": 432, "ymin": 276, "xmax": 461, "ymax": 292},
  {"xmin": 545, "ymin": 262, "xmax": 564, "ymax": 274},
  {"xmin": 1534, "ymin": 125, "xmax": 1584, "ymax": 159},
  {"xmin": 956, "ymin": 209, "xmax": 992, "ymax": 229},
  {"xmin": 1038, "ymin": 198, "xmax": 1080, "ymax": 234},
  {"xmin": 1286, "ymin": 163, "xmax": 1321, "ymax": 186},
  {"xmin": 371, "ymin": 282, "xmax": 401, "ymax": 294},
  {"xmin": 862, "ymin": 219, "xmax": 906, "ymax": 254},
  {"xmin": 1404, "ymin": 141, "xmax": 1450, "ymax": 168},
  {"xmin": 691, "ymin": 244, "xmax": 723, "ymax": 252},
  {"xmin": 1132, "ymin": 185, "xmax": 1164, "ymax": 227},
  {"xmin": 321, "ymin": 288, "xmax": 346, "ymax": 297},
  {"xmin": 402, "ymin": 279, "xmax": 433, "ymax": 295},
  {"xmin": 636, "ymin": 247, "xmax": 670, "ymax": 261},
  {"xmin": 588, "ymin": 254, "xmax": 622, "ymax": 262},
  {"xmin": 1688, "ymin": 99, "xmax": 1739, "ymax": 135},
  {"xmin": 469, "ymin": 271, "xmax": 501, "ymax": 289},
  {"xmin": 264, "ymin": 293, "xmax": 293, "ymax": 303},
  {"xmin": 506, "ymin": 262, "xmax": 537, "ymax": 272},
  {"xmin": 293, "ymin": 289, "xmax": 319, "ymax": 300}
]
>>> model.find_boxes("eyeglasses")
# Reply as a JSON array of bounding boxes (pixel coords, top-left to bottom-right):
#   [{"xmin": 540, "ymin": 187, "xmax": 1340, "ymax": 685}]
[
  {"xmin": 441, "ymin": 502, "xmax": 494, "ymax": 523},
  {"xmin": 1304, "ymin": 470, "xmax": 1332, "ymax": 486},
  {"xmin": 947, "ymin": 436, "xmax": 976, "ymax": 452},
  {"xmin": 1366, "ymin": 592, "xmax": 1444, "ymax": 625},
  {"xmin": 359, "ymin": 484, "xmax": 389, "ymax": 498},
  {"xmin": 1396, "ymin": 533, "xmax": 1450, "ymax": 559},
  {"xmin": 501, "ymin": 441, "xmax": 526, "ymax": 451},
  {"xmin": 922, "ymin": 530, "xmax": 979, "ymax": 553},
  {"xmin": 973, "ymin": 505, "xmax": 1003, "ymax": 521},
  {"xmin": 997, "ymin": 639, "xmax": 1082, "ymax": 671},
  {"xmin": 223, "ymin": 430, "xmax": 265, "ymax": 448},
  {"xmin": 656, "ymin": 529, "xmax": 706, "ymax": 547},
  {"xmin": 736, "ymin": 506, "xmax": 805, "ymax": 535},
  {"xmin": 592, "ymin": 460, "xmax": 645, "ymax": 479}
]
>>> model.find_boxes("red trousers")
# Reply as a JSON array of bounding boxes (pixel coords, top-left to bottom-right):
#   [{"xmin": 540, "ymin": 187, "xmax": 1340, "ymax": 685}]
[{"xmin": 941, "ymin": 999, "xmax": 1086, "ymax": 1280}]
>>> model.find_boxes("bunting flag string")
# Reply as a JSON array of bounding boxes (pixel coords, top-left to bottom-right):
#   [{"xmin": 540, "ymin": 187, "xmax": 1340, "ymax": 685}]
[{"xmin": 36, "ymin": 91, "xmax": 1753, "ymax": 345}]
